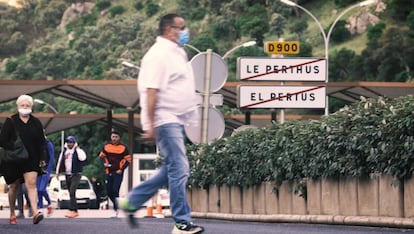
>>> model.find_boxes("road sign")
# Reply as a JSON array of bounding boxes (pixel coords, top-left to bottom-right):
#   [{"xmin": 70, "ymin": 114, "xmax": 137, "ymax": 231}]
[
  {"xmin": 191, "ymin": 52, "xmax": 228, "ymax": 93},
  {"xmin": 238, "ymin": 57, "xmax": 326, "ymax": 81},
  {"xmin": 184, "ymin": 107, "xmax": 225, "ymax": 144},
  {"xmin": 264, "ymin": 41, "xmax": 300, "ymax": 55},
  {"xmin": 238, "ymin": 85, "xmax": 326, "ymax": 109}
]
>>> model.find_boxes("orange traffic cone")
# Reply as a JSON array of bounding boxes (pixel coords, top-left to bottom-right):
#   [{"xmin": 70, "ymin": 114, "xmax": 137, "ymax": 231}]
[
  {"xmin": 144, "ymin": 205, "xmax": 154, "ymax": 218},
  {"xmin": 156, "ymin": 203, "xmax": 162, "ymax": 214}
]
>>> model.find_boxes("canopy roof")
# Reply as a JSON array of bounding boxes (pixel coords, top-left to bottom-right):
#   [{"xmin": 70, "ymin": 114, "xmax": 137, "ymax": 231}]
[{"xmin": 0, "ymin": 80, "xmax": 413, "ymax": 133}]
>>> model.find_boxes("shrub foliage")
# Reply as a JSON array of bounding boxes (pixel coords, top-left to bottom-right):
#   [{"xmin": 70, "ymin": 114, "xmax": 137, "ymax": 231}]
[{"xmin": 187, "ymin": 95, "xmax": 414, "ymax": 195}]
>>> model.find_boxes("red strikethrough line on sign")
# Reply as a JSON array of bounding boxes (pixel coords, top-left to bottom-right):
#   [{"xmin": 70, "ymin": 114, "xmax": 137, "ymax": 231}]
[
  {"xmin": 241, "ymin": 86, "xmax": 325, "ymax": 108},
  {"xmin": 241, "ymin": 58, "xmax": 325, "ymax": 81}
]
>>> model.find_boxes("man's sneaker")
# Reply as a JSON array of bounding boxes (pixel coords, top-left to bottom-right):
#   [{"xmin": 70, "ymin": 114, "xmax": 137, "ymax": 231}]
[
  {"xmin": 126, "ymin": 213, "xmax": 138, "ymax": 228},
  {"xmin": 119, "ymin": 198, "xmax": 138, "ymax": 228},
  {"xmin": 119, "ymin": 198, "xmax": 136, "ymax": 213},
  {"xmin": 110, "ymin": 210, "xmax": 119, "ymax": 218},
  {"xmin": 172, "ymin": 222, "xmax": 204, "ymax": 234}
]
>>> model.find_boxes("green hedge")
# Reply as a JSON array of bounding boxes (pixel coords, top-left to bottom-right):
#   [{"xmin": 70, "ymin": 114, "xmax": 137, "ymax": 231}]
[{"xmin": 187, "ymin": 95, "xmax": 414, "ymax": 195}]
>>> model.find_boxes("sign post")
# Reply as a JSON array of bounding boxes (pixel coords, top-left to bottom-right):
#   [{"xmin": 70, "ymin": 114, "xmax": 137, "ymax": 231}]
[
  {"xmin": 201, "ymin": 49, "xmax": 213, "ymax": 144},
  {"xmin": 186, "ymin": 51, "xmax": 227, "ymax": 144}
]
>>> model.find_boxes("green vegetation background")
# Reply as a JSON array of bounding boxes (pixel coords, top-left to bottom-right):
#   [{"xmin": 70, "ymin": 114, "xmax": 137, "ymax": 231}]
[{"xmin": 0, "ymin": 0, "xmax": 413, "ymax": 189}]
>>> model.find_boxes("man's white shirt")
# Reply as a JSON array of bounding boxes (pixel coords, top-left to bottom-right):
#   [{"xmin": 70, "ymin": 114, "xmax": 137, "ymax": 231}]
[{"xmin": 138, "ymin": 36, "xmax": 199, "ymax": 131}]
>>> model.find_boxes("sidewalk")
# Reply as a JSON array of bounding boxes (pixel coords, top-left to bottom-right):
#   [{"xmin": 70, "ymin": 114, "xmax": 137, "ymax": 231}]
[{"xmin": 0, "ymin": 208, "xmax": 170, "ymax": 219}]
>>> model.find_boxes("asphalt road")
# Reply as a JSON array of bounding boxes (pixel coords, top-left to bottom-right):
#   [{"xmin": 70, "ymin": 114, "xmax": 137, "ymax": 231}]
[{"xmin": 0, "ymin": 210, "xmax": 414, "ymax": 234}]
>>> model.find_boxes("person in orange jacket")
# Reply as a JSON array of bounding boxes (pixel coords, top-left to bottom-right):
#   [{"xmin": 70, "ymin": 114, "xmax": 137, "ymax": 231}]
[{"xmin": 99, "ymin": 130, "xmax": 131, "ymax": 218}]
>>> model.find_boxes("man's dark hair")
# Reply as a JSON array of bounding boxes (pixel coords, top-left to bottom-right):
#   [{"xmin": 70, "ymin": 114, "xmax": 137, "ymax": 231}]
[
  {"xmin": 158, "ymin": 13, "xmax": 182, "ymax": 35},
  {"xmin": 111, "ymin": 130, "xmax": 121, "ymax": 136}
]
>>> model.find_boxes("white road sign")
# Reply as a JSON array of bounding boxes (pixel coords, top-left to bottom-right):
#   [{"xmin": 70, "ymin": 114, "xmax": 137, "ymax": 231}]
[
  {"xmin": 238, "ymin": 85, "xmax": 326, "ymax": 109},
  {"xmin": 191, "ymin": 52, "xmax": 227, "ymax": 93},
  {"xmin": 184, "ymin": 106, "xmax": 225, "ymax": 144},
  {"xmin": 238, "ymin": 57, "xmax": 326, "ymax": 81}
]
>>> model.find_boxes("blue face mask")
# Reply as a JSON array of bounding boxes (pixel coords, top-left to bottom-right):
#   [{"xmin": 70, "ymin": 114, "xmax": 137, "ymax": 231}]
[{"xmin": 178, "ymin": 30, "xmax": 190, "ymax": 46}]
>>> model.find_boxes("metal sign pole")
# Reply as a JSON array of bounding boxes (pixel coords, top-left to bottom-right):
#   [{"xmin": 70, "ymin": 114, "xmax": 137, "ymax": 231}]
[{"xmin": 201, "ymin": 49, "xmax": 212, "ymax": 144}]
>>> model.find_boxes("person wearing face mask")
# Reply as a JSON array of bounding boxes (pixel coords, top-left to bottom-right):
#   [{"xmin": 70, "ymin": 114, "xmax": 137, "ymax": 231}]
[
  {"xmin": 120, "ymin": 13, "xmax": 204, "ymax": 234},
  {"xmin": 0, "ymin": 94, "xmax": 47, "ymax": 225},
  {"xmin": 55, "ymin": 135, "xmax": 87, "ymax": 218}
]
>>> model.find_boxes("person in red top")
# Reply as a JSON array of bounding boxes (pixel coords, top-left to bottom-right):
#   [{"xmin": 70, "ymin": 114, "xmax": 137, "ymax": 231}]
[{"xmin": 99, "ymin": 130, "xmax": 131, "ymax": 218}]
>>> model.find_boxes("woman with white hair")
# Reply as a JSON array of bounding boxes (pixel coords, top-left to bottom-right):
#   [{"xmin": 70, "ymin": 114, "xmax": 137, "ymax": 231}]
[{"xmin": 0, "ymin": 94, "xmax": 47, "ymax": 225}]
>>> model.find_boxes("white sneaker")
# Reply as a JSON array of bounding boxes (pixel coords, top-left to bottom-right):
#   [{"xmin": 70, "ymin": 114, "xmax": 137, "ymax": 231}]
[
  {"xmin": 110, "ymin": 210, "xmax": 118, "ymax": 218},
  {"xmin": 172, "ymin": 222, "xmax": 204, "ymax": 234}
]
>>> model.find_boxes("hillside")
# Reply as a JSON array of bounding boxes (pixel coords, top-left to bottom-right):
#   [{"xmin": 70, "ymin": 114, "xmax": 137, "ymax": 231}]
[{"xmin": 0, "ymin": 0, "xmax": 413, "ymax": 83}]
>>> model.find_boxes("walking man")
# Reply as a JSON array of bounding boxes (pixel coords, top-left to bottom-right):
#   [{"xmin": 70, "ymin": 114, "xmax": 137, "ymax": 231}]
[
  {"xmin": 121, "ymin": 13, "xmax": 204, "ymax": 234},
  {"xmin": 99, "ymin": 130, "xmax": 131, "ymax": 218},
  {"xmin": 56, "ymin": 136, "xmax": 87, "ymax": 218}
]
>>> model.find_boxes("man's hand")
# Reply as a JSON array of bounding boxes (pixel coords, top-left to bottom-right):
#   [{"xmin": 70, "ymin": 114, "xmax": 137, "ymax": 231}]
[{"xmin": 141, "ymin": 128, "xmax": 155, "ymax": 145}]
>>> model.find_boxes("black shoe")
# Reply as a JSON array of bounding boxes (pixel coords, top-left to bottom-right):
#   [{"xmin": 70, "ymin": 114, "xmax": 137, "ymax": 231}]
[
  {"xmin": 119, "ymin": 198, "xmax": 138, "ymax": 228},
  {"xmin": 127, "ymin": 213, "xmax": 138, "ymax": 228},
  {"xmin": 172, "ymin": 222, "xmax": 204, "ymax": 234}
]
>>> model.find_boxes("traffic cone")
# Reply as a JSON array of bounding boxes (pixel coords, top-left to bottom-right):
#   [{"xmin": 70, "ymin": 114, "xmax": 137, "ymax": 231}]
[
  {"xmin": 156, "ymin": 203, "xmax": 162, "ymax": 214},
  {"xmin": 152, "ymin": 203, "xmax": 165, "ymax": 218},
  {"xmin": 144, "ymin": 205, "xmax": 154, "ymax": 218}
]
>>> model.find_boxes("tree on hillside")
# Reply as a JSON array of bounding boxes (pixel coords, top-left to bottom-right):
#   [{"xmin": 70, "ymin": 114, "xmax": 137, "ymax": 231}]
[
  {"xmin": 388, "ymin": 0, "xmax": 414, "ymax": 21},
  {"xmin": 236, "ymin": 4, "xmax": 269, "ymax": 45},
  {"xmin": 289, "ymin": 19, "xmax": 308, "ymax": 40},
  {"xmin": 334, "ymin": 0, "xmax": 359, "ymax": 7},
  {"xmin": 376, "ymin": 27, "xmax": 414, "ymax": 81},
  {"xmin": 366, "ymin": 21, "xmax": 386, "ymax": 48},
  {"xmin": 406, "ymin": 11, "xmax": 414, "ymax": 37},
  {"xmin": 269, "ymin": 13, "xmax": 286, "ymax": 38},
  {"xmin": 329, "ymin": 20, "xmax": 351, "ymax": 43},
  {"xmin": 329, "ymin": 48, "xmax": 357, "ymax": 81},
  {"xmin": 361, "ymin": 26, "xmax": 414, "ymax": 82},
  {"xmin": 0, "ymin": 4, "xmax": 30, "ymax": 56},
  {"xmin": 186, "ymin": 33, "xmax": 219, "ymax": 58},
  {"xmin": 298, "ymin": 41, "xmax": 312, "ymax": 57},
  {"xmin": 211, "ymin": 17, "xmax": 238, "ymax": 41},
  {"xmin": 32, "ymin": 0, "xmax": 67, "ymax": 30}
]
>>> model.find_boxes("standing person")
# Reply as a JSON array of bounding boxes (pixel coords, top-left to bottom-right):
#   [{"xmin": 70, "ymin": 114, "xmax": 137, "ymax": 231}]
[
  {"xmin": 120, "ymin": 13, "xmax": 204, "ymax": 234},
  {"xmin": 0, "ymin": 94, "xmax": 47, "ymax": 225},
  {"xmin": 99, "ymin": 130, "xmax": 131, "ymax": 218},
  {"xmin": 55, "ymin": 136, "xmax": 87, "ymax": 218},
  {"xmin": 37, "ymin": 137, "xmax": 55, "ymax": 215}
]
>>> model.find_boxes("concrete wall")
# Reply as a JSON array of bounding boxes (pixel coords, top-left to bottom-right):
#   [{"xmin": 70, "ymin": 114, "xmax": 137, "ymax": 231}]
[{"xmin": 188, "ymin": 175, "xmax": 412, "ymax": 219}]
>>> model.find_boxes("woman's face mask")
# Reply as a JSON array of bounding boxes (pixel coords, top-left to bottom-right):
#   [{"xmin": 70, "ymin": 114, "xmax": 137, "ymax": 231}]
[
  {"xmin": 178, "ymin": 29, "xmax": 190, "ymax": 46},
  {"xmin": 18, "ymin": 108, "xmax": 32, "ymax": 116}
]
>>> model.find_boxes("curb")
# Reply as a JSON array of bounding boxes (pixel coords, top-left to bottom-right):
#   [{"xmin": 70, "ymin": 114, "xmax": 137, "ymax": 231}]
[{"xmin": 190, "ymin": 212, "xmax": 414, "ymax": 229}]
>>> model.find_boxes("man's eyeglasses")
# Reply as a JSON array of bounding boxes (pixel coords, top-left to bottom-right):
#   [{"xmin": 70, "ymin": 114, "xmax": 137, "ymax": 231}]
[{"xmin": 171, "ymin": 25, "xmax": 186, "ymax": 30}]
